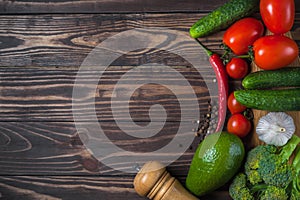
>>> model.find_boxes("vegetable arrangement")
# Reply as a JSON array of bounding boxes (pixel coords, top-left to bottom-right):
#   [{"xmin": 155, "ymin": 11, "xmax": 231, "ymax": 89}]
[
  {"xmin": 186, "ymin": 0, "xmax": 300, "ymax": 199},
  {"xmin": 222, "ymin": 17, "xmax": 264, "ymax": 55},
  {"xmin": 133, "ymin": 1, "xmax": 299, "ymax": 199},
  {"xmin": 229, "ymin": 134, "xmax": 300, "ymax": 200}
]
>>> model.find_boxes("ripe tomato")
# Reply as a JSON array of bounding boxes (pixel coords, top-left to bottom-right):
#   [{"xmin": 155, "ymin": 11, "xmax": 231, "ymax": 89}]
[
  {"xmin": 223, "ymin": 17, "xmax": 264, "ymax": 55},
  {"xmin": 227, "ymin": 113, "xmax": 251, "ymax": 138},
  {"xmin": 226, "ymin": 58, "xmax": 249, "ymax": 79},
  {"xmin": 260, "ymin": 0, "xmax": 295, "ymax": 34},
  {"xmin": 227, "ymin": 92, "xmax": 247, "ymax": 114},
  {"xmin": 253, "ymin": 35, "xmax": 299, "ymax": 70}
]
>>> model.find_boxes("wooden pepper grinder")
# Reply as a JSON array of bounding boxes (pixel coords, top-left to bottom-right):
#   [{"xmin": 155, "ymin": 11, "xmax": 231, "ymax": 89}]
[{"xmin": 133, "ymin": 161, "xmax": 199, "ymax": 200}]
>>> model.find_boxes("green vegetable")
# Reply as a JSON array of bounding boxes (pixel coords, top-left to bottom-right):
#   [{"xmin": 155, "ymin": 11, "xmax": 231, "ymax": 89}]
[
  {"xmin": 244, "ymin": 145, "xmax": 277, "ymax": 185},
  {"xmin": 291, "ymin": 146, "xmax": 300, "ymax": 200},
  {"xmin": 185, "ymin": 132, "xmax": 245, "ymax": 196},
  {"xmin": 242, "ymin": 67, "xmax": 300, "ymax": 89},
  {"xmin": 259, "ymin": 186, "xmax": 288, "ymax": 200},
  {"xmin": 189, "ymin": 0, "xmax": 259, "ymax": 38},
  {"xmin": 229, "ymin": 135, "xmax": 300, "ymax": 200},
  {"xmin": 257, "ymin": 135, "xmax": 300, "ymax": 188},
  {"xmin": 234, "ymin": 88, "xmax": 300, "ymax": 111},
  {"xmin": 229, "ymin": 173, "xmax": 255, "ymax": 200}
]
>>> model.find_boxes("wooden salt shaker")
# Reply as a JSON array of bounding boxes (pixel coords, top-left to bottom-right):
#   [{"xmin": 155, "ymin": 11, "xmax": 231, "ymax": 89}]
[{"xmin": 133, "ymin": 161, "xmax": 199, "ymax": 200}]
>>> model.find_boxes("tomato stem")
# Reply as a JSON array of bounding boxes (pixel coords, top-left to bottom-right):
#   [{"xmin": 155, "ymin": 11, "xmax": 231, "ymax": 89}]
[
  {"xmin": 237, "ymin": 55, "xmax": 250, "ymax": 59},
  {"xmin": 243, "ymin": 108, "xmax": 254, "ymax": 121},
  {"xmin": 237, "ymin": 46, "xmax": 254, "ymax": 60},
  {"xmin": 220, "ymin": 43, "xmax": 232, "ymax": 63}
]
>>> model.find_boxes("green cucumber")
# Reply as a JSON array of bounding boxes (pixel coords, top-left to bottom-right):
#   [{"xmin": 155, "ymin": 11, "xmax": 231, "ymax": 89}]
[
  {"xmin": 190, "ymin": 0, "xmax": 259, "ymax": 38},
  {"xmin": 234, "ymin": 89, "xmax": 300, "ymax": 111},
  {"xmin": 242, "ymin": 67, "xmax": 300, "ymax": 89}
]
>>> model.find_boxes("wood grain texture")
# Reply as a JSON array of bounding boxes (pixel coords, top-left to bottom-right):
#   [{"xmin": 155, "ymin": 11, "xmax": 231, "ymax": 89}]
[
  {"xmin": 0, "ymin": 175, "xmax": 232, "ymax": 200},
  {"xmin": 0, "ymin": 0, "xmax": 236, "ymax": 14},
  {"xmin": 0, "ymin": 121, "xmax": 206, "ymax": 176},
  {"xmin": 0, "ymin": 13, "xmax": 225, "ymax": 199},
  {"xmin": 0, "ymin": 66, "xmax": 216, "ymax": 122},
  {"xmin": 1, "ymin": 0, "xmax": 300, "ymax": 14},
  {"xmin": 0, "ymin": 13, "xmax": 210, "ymax": 67},
  {"xmin": 0, "ymin": 13, "xmax": 298, "ymax": 68},
  {"xmin": 0, "ymin": 3, "xmax": 299, "ymax": 199}
]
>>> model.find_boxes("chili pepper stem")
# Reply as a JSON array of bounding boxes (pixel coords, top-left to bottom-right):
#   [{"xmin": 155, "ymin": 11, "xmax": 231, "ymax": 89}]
[{"xmin": 195, "ymin": 38, "xmax": 213, "ymax": 57}]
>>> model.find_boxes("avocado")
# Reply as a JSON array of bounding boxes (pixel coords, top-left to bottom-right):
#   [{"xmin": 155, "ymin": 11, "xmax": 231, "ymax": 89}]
[{"xmin": 185, "ymin": 132, "xmax": 245, "ymax": 196}]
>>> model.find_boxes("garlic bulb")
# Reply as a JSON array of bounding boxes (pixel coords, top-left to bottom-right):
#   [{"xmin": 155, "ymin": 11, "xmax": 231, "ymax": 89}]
[{"xmin": 256, "ymin": 112, "xmax": 295, "ymax": 146}]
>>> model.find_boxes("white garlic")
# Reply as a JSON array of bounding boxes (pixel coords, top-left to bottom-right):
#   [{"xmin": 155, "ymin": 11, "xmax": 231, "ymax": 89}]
[{"xmin": 256, "ymin": 112, "xmax": 295, "ymax": 146}]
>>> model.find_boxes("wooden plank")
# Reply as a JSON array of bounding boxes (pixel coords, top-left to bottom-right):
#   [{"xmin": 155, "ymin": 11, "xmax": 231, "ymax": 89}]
[
  {"xmin": 0, "ymin": 66, "xmax": 215, "ymax": 122},
  {"xmin": 0, "ymin": 13, "xmax": 298, "ymax": 68},
  {"xmin": 1, "ymin": 0, "xmax": 299, "ymax": 14},
  {"xmin": 0, "ymin": 0, "xmax": 229, "ymax": 14},
  {"xmin": 0, "ymin": 121, "xmax": 204, "ymax": 175},
  {"xmin": 0, "ymin": 175, "xmax": 140, "ymax": 200},
  {"xmin": 0, "ymin": 175, "xmax": 231, "ymax": 200},
  {"xmin": 0, "ymin": 13, "xmax": 205, "ymax": 68}
]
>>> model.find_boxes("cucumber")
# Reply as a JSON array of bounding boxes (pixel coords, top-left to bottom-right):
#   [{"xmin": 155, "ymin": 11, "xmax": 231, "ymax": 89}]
[
  {"xmin": 234, "ymin": 89, "xmax": 300, "ymax": 111},
  {"xmin": 190, "ymin": 0, "xmax": 259, "ymax": 38},
  {"xmin": 242, "ymin": 67, "xmax": 300, "ymax": 89}
]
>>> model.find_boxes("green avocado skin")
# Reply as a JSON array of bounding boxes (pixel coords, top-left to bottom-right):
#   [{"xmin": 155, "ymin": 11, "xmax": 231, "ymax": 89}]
[{"xmin": 185, "ymin": 132, "xmax": 245, "ymax": 196}]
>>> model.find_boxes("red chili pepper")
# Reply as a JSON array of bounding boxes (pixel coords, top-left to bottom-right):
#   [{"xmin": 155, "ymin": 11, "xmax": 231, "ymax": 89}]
[{"xmin": 196, "ymin": 39, "xmax": 228, "ymax": 133}]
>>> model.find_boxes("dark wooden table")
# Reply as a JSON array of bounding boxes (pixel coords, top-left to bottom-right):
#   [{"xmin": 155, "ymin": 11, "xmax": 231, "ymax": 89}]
[{"xmin": 0, "ymin": 1, "xmax": 299, "ymax": 199}]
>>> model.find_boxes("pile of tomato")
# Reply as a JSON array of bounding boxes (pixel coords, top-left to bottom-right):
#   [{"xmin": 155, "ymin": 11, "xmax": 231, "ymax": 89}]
[
  {"xmin": 223, "ymin": 0, "xmax": 298, "ymax": 138},
  {"xmin": 224, "ymin": 0, "xmax": 298, "ymax": 71}
]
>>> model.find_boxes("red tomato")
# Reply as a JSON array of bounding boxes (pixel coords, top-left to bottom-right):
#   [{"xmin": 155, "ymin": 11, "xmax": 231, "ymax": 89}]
[
  {"xmin": 260, "ymin": 0, "xmax": 295, "ymax": 34},
  {"xmin": 227, "ymin": 92, "xmax": 247, "ymax": 114},
  {"xmin": 226, "ymin": 58, "xmax": 249, "ymax": 79},
  {"xmin": 223, "ymin": 17, "xmax": 264, "ymax": 55},
  {"xmin": 253, "ymin": 35, "xmax": 299, "ymax": 70},
  {"xmin": 227, "ymin": 113, "xmax": 251, "ymax": 138}
]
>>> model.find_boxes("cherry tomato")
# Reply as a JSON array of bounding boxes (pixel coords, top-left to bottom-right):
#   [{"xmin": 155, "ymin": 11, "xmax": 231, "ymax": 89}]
[
  {"xmin": 227, "ymin": 92, "xmax": 247, "ymax": 114},
  {"xmin": 252, "ymin": 35, "xmax": 299, "ymax": 70},
  {"xmin": 223, "ymin": 17, "xmax": 264, "ymax": 55},
  {"xmin": 260, "ymin": 0, "xmax": 295, "ymax": 34},
  {"xmin": 227, "ymin": 113, "xmax": 251, "ymax": 138},
  {"xmin": 226, "ymin": 58, "xmax": 249, "ymax": 79}
]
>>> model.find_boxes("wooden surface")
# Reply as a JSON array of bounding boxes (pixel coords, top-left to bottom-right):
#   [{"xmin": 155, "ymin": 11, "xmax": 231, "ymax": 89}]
[{"xmin": 0, "ymin": 1, "xmax": 299, "ymax": 200}]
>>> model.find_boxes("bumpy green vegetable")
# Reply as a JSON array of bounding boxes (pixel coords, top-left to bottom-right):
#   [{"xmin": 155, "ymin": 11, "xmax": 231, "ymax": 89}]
[
  {"xmin": 234, "ymin": 88, "xmax": 300, "ymax": 111},
  {"xmin": 242, "ymin": 67, "xmax": 300, "ymax": 89},
  {"xmin": 229, "ymin": 135, "xmax": 300, "ymax": 200},
  {"xmin": 190, "ymin": 0, "xmax": 259, "ymax": 38},
  {"xmin": 229, "ymin": 173, "xmax": 255, "ymax": 200}
]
